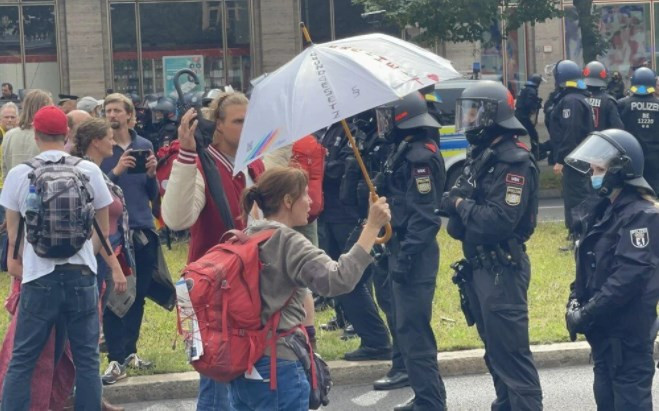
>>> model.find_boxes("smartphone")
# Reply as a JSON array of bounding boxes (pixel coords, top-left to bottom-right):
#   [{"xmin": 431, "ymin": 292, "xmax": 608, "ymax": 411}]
[{"xmin": 128, "ymin": 149, "xmax": 150, "ymax": 174}]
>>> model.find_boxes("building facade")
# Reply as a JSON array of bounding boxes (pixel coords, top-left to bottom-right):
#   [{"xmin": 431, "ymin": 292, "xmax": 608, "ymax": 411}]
[{"xmin": 0, "ymin": 0, "xmax": 656, "ymax": 100}]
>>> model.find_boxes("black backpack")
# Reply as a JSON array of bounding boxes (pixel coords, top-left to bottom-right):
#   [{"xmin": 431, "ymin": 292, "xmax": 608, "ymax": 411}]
[{"xmin": 16, "ymin": 156, "xmax": 110, "ymax": 259}]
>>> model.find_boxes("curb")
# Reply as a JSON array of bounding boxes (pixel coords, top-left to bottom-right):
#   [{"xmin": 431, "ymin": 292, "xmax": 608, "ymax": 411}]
[
  {"xmin": 106, "ymin": 341, "xmax": 593, "ymax": 404},
  {"xmin": 538, "ymin": 189, "xmax": 561, "ymax": 200}
]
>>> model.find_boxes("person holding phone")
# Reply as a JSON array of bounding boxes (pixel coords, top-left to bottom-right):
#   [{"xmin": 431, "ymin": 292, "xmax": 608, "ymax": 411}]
[{"xmin": 99, "ymin": 93, "xmax": 166, "ymax": 385}]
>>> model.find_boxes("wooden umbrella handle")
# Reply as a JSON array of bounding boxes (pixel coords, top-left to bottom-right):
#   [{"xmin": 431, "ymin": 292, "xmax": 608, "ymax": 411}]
[{"xmin": 341, "ymin": 120, "xmax": 392, "ymax": 244}]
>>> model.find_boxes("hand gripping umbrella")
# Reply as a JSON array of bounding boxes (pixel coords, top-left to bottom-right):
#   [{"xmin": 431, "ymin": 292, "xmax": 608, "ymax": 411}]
[
  {"xmin": 173, "ymin": 68, "xmax": 236, "ymax": 230},
  {"xmin": 235, "ymin": 24, "xmax": 461, "ymax": 243}
]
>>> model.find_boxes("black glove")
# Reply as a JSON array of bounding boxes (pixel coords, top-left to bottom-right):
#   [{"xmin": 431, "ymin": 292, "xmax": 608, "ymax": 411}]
[
  {"xmin": 565, "ymin": 298, "xmax": 579, "ymax": 341},
  {"xmin": 565, "ymin": 302, "xmax": 593, "ymax": 339},
  {"xmin": 391, "ymin": 254, "xmax": 412, "ymax": 284},
  {"xmin": 453, "ymin": 174, "xmax": 475, "ymax": 199}
]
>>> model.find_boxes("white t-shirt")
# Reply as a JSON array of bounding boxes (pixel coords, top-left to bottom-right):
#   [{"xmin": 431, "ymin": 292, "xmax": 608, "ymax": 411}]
[{"xmin": 0, "ymin": 150, "xmax": 113, "ymax": 283}]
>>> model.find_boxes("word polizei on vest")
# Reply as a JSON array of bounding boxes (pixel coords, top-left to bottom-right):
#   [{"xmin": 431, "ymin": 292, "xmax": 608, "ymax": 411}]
[{"xmin": 630, "ymin": 101, "xmax": 659, "ymax": 111}]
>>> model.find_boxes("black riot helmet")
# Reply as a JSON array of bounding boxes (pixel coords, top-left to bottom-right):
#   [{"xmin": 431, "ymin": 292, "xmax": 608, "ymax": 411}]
[
  {"xmin": 455, "ymin": 80, "xmax": 527, "ymax": 145},
  {"xmin": 553, "ymin": 60, "xmax": 586, "ymax": 90},
  {"xmin": 630, "ymin": 67, "xmax": 656, "ymax": 95},
  {"xmin": 565, "ymin": 128, "xmax": 654, "ymax": 196},
  {"xmin": 375, "ymin": 91, "xmax": 441, "ymax": 142},
  {"xmin": 526, "ymin": 74, "xmax": 543, "ymax": 87},
  {"xmin": 152, "ymin": 96, "xmax": 177, "ymax": 123},
  {"xmin": 583, "ymin": 61, "xmax": 608, "ymax": 88}
]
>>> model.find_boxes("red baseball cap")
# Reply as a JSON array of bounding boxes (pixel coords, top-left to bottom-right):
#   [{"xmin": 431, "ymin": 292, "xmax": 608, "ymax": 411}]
[{"xmin": 33, "ymin": 105, "xmax": 68, "ymax": 135}]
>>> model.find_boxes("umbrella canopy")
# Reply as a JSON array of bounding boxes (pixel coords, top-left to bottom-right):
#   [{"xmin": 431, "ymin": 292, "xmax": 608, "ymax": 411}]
[{"xmin": 234, "ymin": 33, "xmax": 461, "ymax": 174}]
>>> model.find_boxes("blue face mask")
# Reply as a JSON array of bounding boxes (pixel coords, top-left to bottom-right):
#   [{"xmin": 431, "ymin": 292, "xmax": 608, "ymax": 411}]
[{"xmin": 591, "ymin": 175, "xmax": 604, "ymax": 190}]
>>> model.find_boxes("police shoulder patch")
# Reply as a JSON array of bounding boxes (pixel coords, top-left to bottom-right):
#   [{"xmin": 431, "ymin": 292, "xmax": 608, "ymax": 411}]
[
  {"xmin": 505, "ymin": 173, "xmax": 525, "ymax": 186},
  {"xmin": 413, "ymin": 166, "xmax": 431, "ymax": 194},
  {"xmin": 563, "ymin": 108, "xmax": 571, "ymax": 119},
  {"xmin": 630, "ymin": 228, "xmax": 649, "ymax": 248},
  {"xmin": 505, "ymin": 186, "xmax": 522, "ymax": 206}
]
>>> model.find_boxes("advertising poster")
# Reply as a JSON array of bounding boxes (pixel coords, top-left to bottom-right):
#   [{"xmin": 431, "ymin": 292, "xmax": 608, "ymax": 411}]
[{"xmin": 163, "ymin": 55, "xmax": 204, "ymax": 98}]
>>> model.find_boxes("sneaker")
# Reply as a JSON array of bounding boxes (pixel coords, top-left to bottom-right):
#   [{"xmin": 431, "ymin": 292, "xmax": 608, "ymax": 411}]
[
  {"xmin": 102, "ymin": 361, "xmax": 126, "ymax": 385},
  {"xmin": 124, "ymin": 353, "xmax": 153, "ymax": 370}
]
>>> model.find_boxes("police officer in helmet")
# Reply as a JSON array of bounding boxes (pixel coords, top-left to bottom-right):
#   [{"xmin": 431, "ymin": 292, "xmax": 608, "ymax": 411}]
[
  {"xmin": 549, "ymin": 60, "xmax": 595, "ymax": 247},
  {"xmin": 514, "ymin": 73, "xmax": 545, "ymax": 160},
  {"xmin": 583, "ymin": 61, "xmax": 624, "ymax": 131},
  {"xmin": 617, "ymin": 67, "xmax": 659, "ymax": 194},
  {"xmin": 442, "ymin": 80, "xmax": 543, "ymax": 410},
  {"xmin": 150, "ymin": 96, "xmax": 178, "ymax": 150},
  {"xmin": 564, "ymin": 129, "xmax": 659, "ymax": 410},
  {"xmin": 373, "ymin": 91, "xmax": 446, "ymax": 411}
]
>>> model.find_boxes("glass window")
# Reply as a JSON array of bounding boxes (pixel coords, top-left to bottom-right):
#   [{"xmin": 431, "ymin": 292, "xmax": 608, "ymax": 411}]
[
  {"xmin": 565, "ymin": 4, "xmax": 652, "ymax": 81},
  {"xmin": 301, "ymin": 0, "xmax": 331, "ymax": 43},
  {"xmin": 333, "ymin": 0, "xmax": 399, "ymax": 39},
  {"xmin": 0, "ymin": 6, "xmax": 23, "ymax": 92},
  {"xmin": 480, "ymin": 20, "xmax": 504, "ymax": 82},
  {"xmin": 139, "ymin": 1, "xmax": 222, "ymax": 98},
  {"xmin": 110, "ymin": 3, "xmax": 139, "ymax": 96},
  {"xmin": 226, "ymin": 0, "xmax": 250, "ymax": 91},
  {"xmin": 23, "ymin": 5, "xmax": 59, "ymax": 97},
  {"xmin": 506, "ymin": 25, "xmax": 527, "ymax": 97}
]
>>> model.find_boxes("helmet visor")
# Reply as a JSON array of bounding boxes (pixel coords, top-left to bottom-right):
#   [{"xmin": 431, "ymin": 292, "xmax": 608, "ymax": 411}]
[
  {"xmin": 565, "ymin": 133, "xmax": 621, "ymax": 174},
  {"xmin": 455, "ymin": 98, "xmax": 498, "ymax": 133},
  {"xmin": 375, "ymin": 106, "xmax": 395, "ymax": 139}
]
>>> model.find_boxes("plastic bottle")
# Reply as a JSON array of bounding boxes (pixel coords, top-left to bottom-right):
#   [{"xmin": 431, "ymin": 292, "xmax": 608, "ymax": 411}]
[{"xmin": 25, "ymin": 185, "xmax": 39, "ymax": 213}]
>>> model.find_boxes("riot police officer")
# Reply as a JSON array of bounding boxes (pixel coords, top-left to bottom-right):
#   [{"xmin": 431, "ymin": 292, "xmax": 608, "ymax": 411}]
[
  {"xmin": 564, "ymin": 129, "xmax": 658, "ymax": 411},
  {"xmin": 549, "ymin": 60, "xmax": 595, "ymax": 244},
  {"xmin": 617, "ymin": 67, "xmax": 659, "ymax": 194},
  {"xmin": 150, "ymin": 96, "xmax": 178, "ymax": 150},
  {"xmin": 607, "ymin": 71, "xmax": 626, "ymax": 100},
  {"xmin": 442, "ymin": 80, "xmax": 543, "ymax": 410},
  {"xmin": 374, "ymin": 91, "xmax": 446, "ymax": 411},
  {"xmin": 515, "ymin": 73, "xmax": 544, "ymax": 159},
  {"xmin": 583, "ymin": 61, "xmax": 624, "ymax": 131}
]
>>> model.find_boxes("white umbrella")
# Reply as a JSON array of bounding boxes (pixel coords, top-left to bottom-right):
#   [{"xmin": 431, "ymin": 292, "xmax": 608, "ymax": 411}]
[{"xmin": 235, "ymin": 31, "xmax": 461, "ymax": 173}]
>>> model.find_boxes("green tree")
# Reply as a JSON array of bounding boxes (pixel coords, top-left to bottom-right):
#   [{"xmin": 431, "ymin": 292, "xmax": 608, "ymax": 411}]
[{"xmin": 353, "ymin": 0, "xmax": 562, "ymax": 46}]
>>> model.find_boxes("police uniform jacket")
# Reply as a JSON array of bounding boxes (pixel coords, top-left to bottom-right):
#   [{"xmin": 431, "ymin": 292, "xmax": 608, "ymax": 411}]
[
  {"xmin": 573, "ymin": 187, "xmax": 659, "ymax": 347},
  {"xmin": 515, "ymin": 86, "xmax": 541, "ymax": 118},
  {"xmin": 617, "ymin": 94, "xmax": 659, "ymax": 192},
  {"xmin": 453, "ymin": 136, "xmax": 538, "ymax": 248},
  {"xmin": 387, "ymin": 137, "xmax": 445, "ymax": 259},
  {"xmin": 549, "ymin": 89, "xmax": 594, "ymax": 165},
  {"xmin": 586, "ymin": 89, "xmax": 624, "ymax": 131}
]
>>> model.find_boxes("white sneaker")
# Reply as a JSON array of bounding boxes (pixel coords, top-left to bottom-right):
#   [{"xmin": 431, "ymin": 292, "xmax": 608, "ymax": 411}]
[
  {"xmin": 124, "ymin": 353, "xmax": 153, "ymax": 370},
  {"xmin": 101, "ymin": 361, "xmax": 126, "ymax": 385}
]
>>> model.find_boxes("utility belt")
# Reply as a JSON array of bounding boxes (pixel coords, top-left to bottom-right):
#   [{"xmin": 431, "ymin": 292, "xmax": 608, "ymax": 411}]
[{"xmin": 463, "ymin": 238, "xmax": 526, "ymax": 271}]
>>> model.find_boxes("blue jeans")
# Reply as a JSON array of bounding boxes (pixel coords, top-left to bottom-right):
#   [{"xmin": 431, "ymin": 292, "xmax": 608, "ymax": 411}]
[
  {"xmin": 1, "ymin": 269, "xmax": 102, "ymax": 411},
  {"xmin": 230, "ymin": 356, "xmax": 310, "ymax": 411},
  {"xmin": 197, "ymin": 375, "xmax": 232, "ymax": 411}
]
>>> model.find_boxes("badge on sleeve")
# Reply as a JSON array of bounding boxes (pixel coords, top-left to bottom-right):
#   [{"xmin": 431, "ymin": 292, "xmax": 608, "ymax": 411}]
[
  {"xmin": 563, "ymin": 108, "xmax": 571, "ymax": 119},
  {"xmin": 505, "ymin": 186, "xmax": 522, "ymax": 206},
  {"xmin": 630, "ymin": 228, "xmax": 649, "ymax": 248},
  {"xmin": 505, "ymin": 173, "xmax": 525, "ymax": 186},
  {"xmin": 414, "ymin": 166, "xmax": 432, "ymax": 194}
]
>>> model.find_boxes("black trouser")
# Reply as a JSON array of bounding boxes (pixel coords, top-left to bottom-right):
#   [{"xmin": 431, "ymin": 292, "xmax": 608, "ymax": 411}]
[
  {"xmin": 103, "ymin": 229, "xmax": 158, "ymax": 363},
  {"xmin": 372, "ymin": 255, "xmax": 405, "ymax": 373},
  {"xmin": 319, "ymin": 221, "xmax": 391, "ymax": 349},
  {"xmin": 464, "ymin": 252, "xmax": 543, "ymax": 411},
  {"xmin": 562, "ymin": 165, "xmax": 593, "ymax": 235},
  {"xmin": 389, "ymin": 235, "xmax": 446, "ymax": 411},
  {"xmin": 587, "ymin": 335, "xmax": 655, "ymax": 411}
]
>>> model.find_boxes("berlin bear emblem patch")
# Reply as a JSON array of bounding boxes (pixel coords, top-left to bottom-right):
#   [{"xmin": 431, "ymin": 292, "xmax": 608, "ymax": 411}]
[
  {"xmin": 630, "ymin": 228, "xmax": 649, "ymax": 248},
  {"xmin": 505, "ymin": 186, "xmax": 522, "ymax": 206}
]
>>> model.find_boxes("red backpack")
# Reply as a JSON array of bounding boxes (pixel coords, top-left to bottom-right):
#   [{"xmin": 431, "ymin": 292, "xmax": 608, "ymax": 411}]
[
  {"xmin": 176, "ymin": 229, "xmax": 299, "ymax": 389},
  {"xmin": 290, "ymin": 135, "xmax": 326, "ymax": 221}
]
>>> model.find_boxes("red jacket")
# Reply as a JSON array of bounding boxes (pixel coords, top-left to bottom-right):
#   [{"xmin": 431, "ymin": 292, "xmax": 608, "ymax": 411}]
[{"xmin": 179, "ymin": 146, "xmax": 265, "ymax": 263}]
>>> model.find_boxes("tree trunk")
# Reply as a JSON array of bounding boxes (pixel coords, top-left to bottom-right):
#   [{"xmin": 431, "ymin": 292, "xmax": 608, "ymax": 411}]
[{"xmin": 573, "ymin": 0, "xmax": 599, "ymax": 63}]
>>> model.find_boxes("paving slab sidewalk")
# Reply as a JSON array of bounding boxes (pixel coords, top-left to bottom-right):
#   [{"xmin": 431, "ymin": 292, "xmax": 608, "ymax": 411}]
[{"xmin": 104, "ymin": 341, "xmax": 596, "ymax": 404}]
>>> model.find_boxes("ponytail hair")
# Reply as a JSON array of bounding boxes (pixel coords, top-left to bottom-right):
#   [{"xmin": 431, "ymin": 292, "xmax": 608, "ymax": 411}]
[{"xmin": 241, "ymin": 166, "xmax": 308, "ymax": 223}]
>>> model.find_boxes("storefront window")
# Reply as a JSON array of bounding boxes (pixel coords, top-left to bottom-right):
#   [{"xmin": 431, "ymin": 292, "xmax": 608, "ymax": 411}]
[
  {"xmin": 301, "ymin": 0, "xmax": 331, "ymax": 43},
  {"xmin": 110, "ymin": 3, "xmax": 138, "ymax": 96},
  {"xmin": 565, "ymin": 4, "xmax": 652, "ymax": 80},
  {"xmin": 226, "ymin": 0, "xmax": 250, "ymax": 91},
  {"xmin": 0, "ymin": 6, "xmax": 23, "ymax": 92},
  {"xmin": 506, "ymin": 25, "xmax": 527, "ymax": 97},
  {"xmin": 139, "ymin": 1, "xmax": 223, "ymax": 98},
  {"xmin": 23, "ymin": 5, "xmax": 59, "ymax": 97},
  {"xmin": 481, "ymin": 20, "xmax": 504, "ymax": 82}
]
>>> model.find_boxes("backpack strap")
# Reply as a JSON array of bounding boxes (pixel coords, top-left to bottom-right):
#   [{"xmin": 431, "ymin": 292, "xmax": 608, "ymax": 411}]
[
  {"xmin": 93, "ymin": 218, "xmax": 113, "ymax": 257},
  {"xmin": 12, "ymin": 215, "xmax": 24, "ymax": 261}
]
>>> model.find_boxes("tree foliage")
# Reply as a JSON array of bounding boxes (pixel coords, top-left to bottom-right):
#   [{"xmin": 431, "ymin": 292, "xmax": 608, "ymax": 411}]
[
  {"xmin": 354, "ymin": 0, "xmax": 562, "ymax": 46},
  {"xmin": 572, "ymin": 0, "xmax": 608, "ymax": 63}
]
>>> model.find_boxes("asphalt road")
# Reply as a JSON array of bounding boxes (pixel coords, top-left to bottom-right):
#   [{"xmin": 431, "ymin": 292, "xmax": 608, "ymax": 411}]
[
  {"xmin": 538, "ymin": 198, "xmax": 565, "ymax": 222},
  {"xmin": 118, "ymin": 364, "xmax": 659, "ymax": 410}
]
